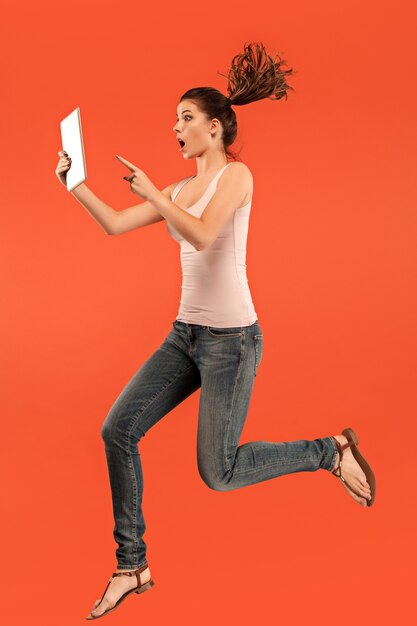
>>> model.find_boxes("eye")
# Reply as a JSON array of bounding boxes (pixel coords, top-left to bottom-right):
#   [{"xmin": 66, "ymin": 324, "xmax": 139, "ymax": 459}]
[{"xmin": 175, "ymin": 115, "xmax": 192, "ymax": 122}]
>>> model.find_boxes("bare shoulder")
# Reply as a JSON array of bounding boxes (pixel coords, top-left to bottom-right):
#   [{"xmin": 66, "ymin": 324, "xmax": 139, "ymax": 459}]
[
  {"xmin": 230, "ymin": 161, "xmax": 252, "ymax": 174},
  {"xmin": 227, "ymin": 161, "xmax": 253, "ymax": 178},
  {"xmin": 225, "ymin": 161, "xmax": 253, "ymax": 189},
  {"xmin": 224, "ymin": 162, "xmax": 253, "ymax": 205}
]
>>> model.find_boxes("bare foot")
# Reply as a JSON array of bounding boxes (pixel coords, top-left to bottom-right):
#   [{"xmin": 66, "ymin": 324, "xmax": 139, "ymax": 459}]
[
  {"xmin": 86, "ymin": 567, "xmax": 152, "ymax": 618},
  {"xmin": 332, "ymin": 435, "xmax": 372, "ymax": 507}
]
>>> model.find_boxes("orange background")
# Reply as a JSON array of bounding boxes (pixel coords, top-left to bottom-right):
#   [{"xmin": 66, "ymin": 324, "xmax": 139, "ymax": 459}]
[{"xmin": 1, "ymin": 0, "xmax": 416, "ymax": 624}]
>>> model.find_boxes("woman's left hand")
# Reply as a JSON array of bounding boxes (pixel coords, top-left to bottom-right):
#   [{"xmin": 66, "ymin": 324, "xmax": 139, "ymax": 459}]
[{"xmin": 116, "ymin": 155, "xmax": 158, "ymax": 201}]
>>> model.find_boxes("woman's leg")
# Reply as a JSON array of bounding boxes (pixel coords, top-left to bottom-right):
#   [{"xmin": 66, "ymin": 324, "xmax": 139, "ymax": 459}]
[
  {"xmin": 90, "ymin": 328, "xmax": 201, "ymax": 617},
  {"xmin": 195, "ymin": 321, "xmax": 371, "ymax": 504},
  {"xmin": 88, "ymin": 326, "xmax": 201, "ymax": 617},
  {"xmin": 195, "ymin": 321, "xmax": 338, "ymax": 490},
  {"xmin": 100, "ymin": 329, "xmax": 201, "ymax": 570}
]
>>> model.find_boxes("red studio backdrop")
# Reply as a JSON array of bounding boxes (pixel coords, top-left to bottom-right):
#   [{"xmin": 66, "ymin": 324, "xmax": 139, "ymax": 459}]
[{"xmin": 1, "ymin": 1, "xmax": 416, "ymax": 624}]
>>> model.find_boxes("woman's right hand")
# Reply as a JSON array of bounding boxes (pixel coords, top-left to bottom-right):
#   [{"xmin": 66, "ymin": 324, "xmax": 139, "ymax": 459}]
[{"xmin": 55, "ymin": 150, "xmax": 72, "ymax": 186}]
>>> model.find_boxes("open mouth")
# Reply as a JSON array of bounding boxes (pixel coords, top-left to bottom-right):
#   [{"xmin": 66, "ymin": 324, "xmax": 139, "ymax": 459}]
[{"xmin": 178, "ymin": 138, "xmax": 186, "ymax": 150}]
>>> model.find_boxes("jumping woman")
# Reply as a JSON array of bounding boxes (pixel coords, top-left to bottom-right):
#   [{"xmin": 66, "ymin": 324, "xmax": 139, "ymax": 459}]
[{"xmin": 55, "ymin": 41, "xmax": 376, "ymax": 620}]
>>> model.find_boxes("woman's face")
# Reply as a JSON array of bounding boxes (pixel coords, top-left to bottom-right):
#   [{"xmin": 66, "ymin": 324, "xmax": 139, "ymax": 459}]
[{"xmin": 173, "ymin": 99, "xmax": 222, "ymax": 159}]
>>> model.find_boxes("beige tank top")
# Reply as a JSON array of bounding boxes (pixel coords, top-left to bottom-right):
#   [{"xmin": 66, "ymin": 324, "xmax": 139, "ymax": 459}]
[{"xmin": 167, "ymin": 163, "xmax": 258, "ymax": 328}]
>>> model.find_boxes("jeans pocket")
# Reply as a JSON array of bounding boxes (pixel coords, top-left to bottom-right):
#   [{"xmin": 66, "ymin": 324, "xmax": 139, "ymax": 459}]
[
  {"xmin": 253, "ymin": 334, "xmax": 263, "ymax": 376},
  {"xmin": 207, "ymin": 326, "xmax": 243, "ymax": 338}
]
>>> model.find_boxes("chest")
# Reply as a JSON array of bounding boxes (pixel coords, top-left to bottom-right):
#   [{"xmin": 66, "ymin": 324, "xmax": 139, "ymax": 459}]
[
  {"xmin": 174, "ymin": 177, "xmax": 215, "ymax": 211},
  {"xmin": 174, "ymin": 176, "xmax": 252, "ymax": 211}
]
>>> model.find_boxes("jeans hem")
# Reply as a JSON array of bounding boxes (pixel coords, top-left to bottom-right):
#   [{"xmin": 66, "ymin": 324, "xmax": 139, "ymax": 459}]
[
  {"xmin": 324, "ymin": 436, "xmax": 338, "ymax": 472},
  {"xmin": 116, "ymin": 559, "xmax": 148, "ymax": 570}
]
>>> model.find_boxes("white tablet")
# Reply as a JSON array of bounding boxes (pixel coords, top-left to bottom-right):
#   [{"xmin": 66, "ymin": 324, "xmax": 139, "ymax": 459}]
[{"xmin": 60, "ymin": 107, "xmax": 87, "ymax": 192}]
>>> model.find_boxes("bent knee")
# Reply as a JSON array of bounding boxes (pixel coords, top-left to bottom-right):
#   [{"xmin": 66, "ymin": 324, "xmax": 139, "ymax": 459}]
[
  {"xmin": 100, "ymin": 411, "xmax": 131, "ymax": 444},
  {"xmin": 100, "ymin": 409, "xmax": 148, "ymax": 445},
  {"xmin": 197, "ymin": 462, "xmax": 230, "ymax": 492},
  {"xmin": 100, "ymin": 418, "xmax": 117, "ymax": 444}
]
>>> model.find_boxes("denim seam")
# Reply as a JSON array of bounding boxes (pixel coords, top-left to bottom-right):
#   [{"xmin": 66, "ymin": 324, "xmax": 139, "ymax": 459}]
[
  {"xmin": 223, "ymin": 330, "xmax": 245, "ymax": 476},
  {"xmin": 124, "ymin": 429, "xmax": 139, "ymax": 566},
  {"xmin": 124, "ymin": 363, "xmax": 196, "ymax": 565},
  {"xmin": 233, "ymin": 455, "xmax": 325, "ymax": 476}
]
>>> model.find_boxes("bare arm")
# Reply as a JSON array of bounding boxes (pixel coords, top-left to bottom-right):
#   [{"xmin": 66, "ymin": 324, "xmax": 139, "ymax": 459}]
[
  {"xmin": 70, "ymin": 184, "xmax": 116, "ymax": 235},
  {"xmin": 110, "ymin": 182, "xmax": 179, "ymax": 235},
  {"xmin": 56, "ymin": 150, "xmax": 178, "ymax": 235},
  {"xmin": 70, "ymin": 182, "xmax": 178, "ymax": 235}
]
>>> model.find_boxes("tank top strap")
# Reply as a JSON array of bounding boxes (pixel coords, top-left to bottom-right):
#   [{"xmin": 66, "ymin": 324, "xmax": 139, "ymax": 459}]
[
  {"xmin": 210, "ymin": 163, "xmax": 231, "ymax": 186},
  {"xmin": 201, "ymin": 163, "xmax": 231, "ymax": 201},
  {"xmin": 172, "ymin": 176, "xmax": 194, "ymax": 202},
  {"xmin": 172, "ymin": 163, "xmax": 231, "ymax": 202}
]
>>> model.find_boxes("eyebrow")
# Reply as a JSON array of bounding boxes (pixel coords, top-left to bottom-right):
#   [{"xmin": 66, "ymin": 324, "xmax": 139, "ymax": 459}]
[{"xmin": 176, "ymin": 109, "xmax": 192, "ymax": 117}]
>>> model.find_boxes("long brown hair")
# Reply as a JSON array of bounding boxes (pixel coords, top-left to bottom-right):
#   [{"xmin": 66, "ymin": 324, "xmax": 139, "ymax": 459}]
[{"xmin": 179, "ymin": 41, "xmax": 295, "ymax": 161}]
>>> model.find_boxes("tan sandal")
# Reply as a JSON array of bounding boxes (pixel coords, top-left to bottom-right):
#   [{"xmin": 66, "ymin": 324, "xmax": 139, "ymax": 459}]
[
  {"xmin": 330, "ymin": 427, "xmax": 376, "ymax": 507},
  {"xmin": 85, "ymin": 563, "xmax": 155, "ymax": 620}
]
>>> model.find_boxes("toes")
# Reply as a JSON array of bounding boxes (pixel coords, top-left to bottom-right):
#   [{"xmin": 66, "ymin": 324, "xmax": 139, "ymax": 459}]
[
  {"xmin": 358, "ymin": 483, "xmax": 371, "ymax": 497},
  {"xmin": 356, "ymin": 493, "xmax": 368, "ymax": 507},
  {"xmin": 364, "ymin": 487, "xmax": 372, "ymax": 500},
  {"xmin": 91, "ymin": 599, "xmax": 101, "ymax": 611},
  {"xmin": 359, "ymin": 487, "xmax": 372, "ymax": 501},
  {"xmin": 360, "ymin": 477, "xmax": 371, "ymax": 490},
  {"xmin": 90, "ymin": 599, "xmax": 101, "ymax": 613},
  {"xmin": 353, "ymin": 481, "xmax": 372, "ymax": 502},
  {"xmin": 350, "ymin": 473, "xmax": 371, "ymax": 497},
  {"xmin": 355, "ymin": 492, "xmax": 369, "ymax": 507},
  {"xmin": 343, "ymin": 481, "xmax": 368, "ymax": 506},
  {"xmin": 90, "ymin": 607, "xmax": 101, "ymax": 616},
  {"xmin": 91, "ymin": 600, "xmax": 107, "ymax": 616}
]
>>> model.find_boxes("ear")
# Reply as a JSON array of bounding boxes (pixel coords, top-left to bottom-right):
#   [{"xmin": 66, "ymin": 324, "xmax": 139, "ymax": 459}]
[{"xmin": 209, "ymin": 118, "xmax": 222, "ymax": 134}]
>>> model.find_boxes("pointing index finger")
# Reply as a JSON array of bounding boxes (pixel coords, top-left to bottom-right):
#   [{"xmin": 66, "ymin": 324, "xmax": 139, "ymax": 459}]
[{"xmin": 115, "ymin": 154, "xmax": 135, "ymax": 171}]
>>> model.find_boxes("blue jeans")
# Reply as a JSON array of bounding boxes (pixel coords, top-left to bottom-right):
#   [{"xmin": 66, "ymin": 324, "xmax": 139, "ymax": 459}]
[{"xmin": 101, "ymin": 319, "xmax": 338, "ymax": 569}]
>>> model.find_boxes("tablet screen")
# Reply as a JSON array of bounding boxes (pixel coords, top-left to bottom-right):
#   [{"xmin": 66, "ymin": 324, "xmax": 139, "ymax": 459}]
[{"xmin": 60, "ymin": 107, "xmax": 87, "ymax": 192}]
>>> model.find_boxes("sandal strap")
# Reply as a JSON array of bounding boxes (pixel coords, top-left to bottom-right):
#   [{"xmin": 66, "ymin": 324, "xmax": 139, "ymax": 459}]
[
  {"xmin": 330, "ymin": 436, "xmax": 355, "ymax": 478},
  {"xmin": 330, "ymin": 435, "xmax": 369, "ymax": 502},
  {"xmin": 93, "ymin": 563, "xmax": 150, "ymax": 616},
  {"xmin": 110, "ymin": 563, "xmax": 149, "ymax": 588}
]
